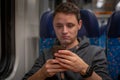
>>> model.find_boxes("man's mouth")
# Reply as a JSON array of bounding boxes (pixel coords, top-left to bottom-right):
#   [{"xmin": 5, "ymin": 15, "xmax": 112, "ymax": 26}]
[{"xmin": 62, "ymin": 36, "xmax": 69, "ymax": 39}]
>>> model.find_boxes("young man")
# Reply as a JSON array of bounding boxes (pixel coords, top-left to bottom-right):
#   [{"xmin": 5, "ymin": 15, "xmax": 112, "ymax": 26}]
[{"xmin": 23, "ymin": 2, "xmax": 112, "ymax": 80}]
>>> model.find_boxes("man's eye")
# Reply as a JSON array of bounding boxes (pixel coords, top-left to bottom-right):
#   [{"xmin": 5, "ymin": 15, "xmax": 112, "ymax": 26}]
[
  {"xmin": 67, "ymin": 24, "xmax": 75, "ymax": 28},
  {"xmin": 56, "ymin": 25, "xmax": 63, "ymax": 28}
]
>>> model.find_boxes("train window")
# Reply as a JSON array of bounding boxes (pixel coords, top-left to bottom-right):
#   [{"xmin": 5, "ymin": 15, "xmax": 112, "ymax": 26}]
[{"xmin": 0, "ymin": 0, "xmax": 15, "ymax": 79}]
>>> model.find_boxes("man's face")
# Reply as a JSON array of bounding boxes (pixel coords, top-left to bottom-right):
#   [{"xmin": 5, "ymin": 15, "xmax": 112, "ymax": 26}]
[{"xmin": 53, "ymin": 12, "xmax": 82, "ymax": 45}]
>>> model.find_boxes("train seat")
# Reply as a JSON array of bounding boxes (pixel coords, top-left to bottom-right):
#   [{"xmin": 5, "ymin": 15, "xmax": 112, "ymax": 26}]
[
  {"xmin": 39, "ymin": 11, "xmax": 56, "ymax": 53},
  {"xmin": 80, "ymin": 9, "xmax": 100, "ymax": 46},
  {"xmin": 107, "ymin": 11, "xmax": 120, "ymax": 80}
]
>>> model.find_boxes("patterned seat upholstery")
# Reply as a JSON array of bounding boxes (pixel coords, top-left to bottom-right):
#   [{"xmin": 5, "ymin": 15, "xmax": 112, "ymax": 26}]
[
  {"xmin": 107, "ymin": 11, "xmax": 120, "ymax": 80},
  {"xmin": 99, "ymin": 25, "xmax": 107, "ymax": 49}
]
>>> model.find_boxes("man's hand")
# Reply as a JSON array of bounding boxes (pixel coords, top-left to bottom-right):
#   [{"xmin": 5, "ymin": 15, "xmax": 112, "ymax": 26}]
[
  {"xmin": 54, "ymin": 50, "xmax": 88, "ymax": 75},
  {"xmin": 28, "ymin": 59, "xmax": 67, "ymax": 80},
  {"xmin": 41, "ymin": 59, "xmax": 67, "ymax": 78}
]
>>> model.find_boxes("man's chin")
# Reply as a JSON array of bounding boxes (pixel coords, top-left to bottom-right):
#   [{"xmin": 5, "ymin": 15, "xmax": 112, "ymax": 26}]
[{"xmin": 61, "ymin": 41, "xmax": 70, "ymax": 45}]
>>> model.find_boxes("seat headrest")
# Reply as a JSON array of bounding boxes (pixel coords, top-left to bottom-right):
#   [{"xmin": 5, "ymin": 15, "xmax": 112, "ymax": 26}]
[
  {"xmin": 108, "ymin": 11, "xmax": 120, "ymax": 38},
  {"xmin": 80, "ymin": 9, "xmax": 100, "ymax": 37},
  {"xmin": 40, "ymin": 11, "xmax": 56, "ymax": 38}
]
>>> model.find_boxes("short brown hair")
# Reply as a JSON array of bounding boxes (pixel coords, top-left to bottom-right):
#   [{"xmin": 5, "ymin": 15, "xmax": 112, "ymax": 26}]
[{"xmin": 53, "ymin": 2, "xmax": 81, "ymax": 22}]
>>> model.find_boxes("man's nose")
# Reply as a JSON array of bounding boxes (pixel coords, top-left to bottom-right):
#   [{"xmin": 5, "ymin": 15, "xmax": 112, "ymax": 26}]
[{"xmin": 62, "ymin": 26, "xmax": 68, "ymax": 33}]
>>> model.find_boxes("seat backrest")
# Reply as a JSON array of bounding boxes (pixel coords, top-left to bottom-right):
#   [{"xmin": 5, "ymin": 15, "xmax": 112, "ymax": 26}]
[
  {"xmin": 40, "ymin": 11, "xmax": 56, "ymax": 38},
  {"xmin": 39, "ymin": 11, "xmax": 56, "ymax": 53},
  {"xmin": 80, "ymin": 9, "xmax": 100, "ymax": 46},
  {"xmin": 106, "ymin": 11, "xmax": 120, "ymax": 80},
  {"xmin": 40, "ymin": 10, "xmax": 51, "ymax": 38}
]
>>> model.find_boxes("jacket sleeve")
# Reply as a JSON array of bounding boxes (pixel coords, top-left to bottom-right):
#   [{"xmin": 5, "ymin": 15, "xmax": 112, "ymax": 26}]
[
  {"xmin": 22, "ymin": 52, "xmax": 45, "ymax": 80},
  {"xmin": 92, "ymin": 47, "xmax": 112, "ymax": 80}
]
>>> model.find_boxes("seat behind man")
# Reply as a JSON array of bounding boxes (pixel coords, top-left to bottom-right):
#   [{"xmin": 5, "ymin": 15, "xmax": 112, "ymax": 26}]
[
  {"xmin": 106, "ymin": 11, "xmax": 120, "ymax": 80},
  {"xmin": 39, "ymin": 11, "xmax": 56, "ymax": 53},
  {"xmin": 80, "ymin": 9, "xmax": 100, "ymax": 46}
]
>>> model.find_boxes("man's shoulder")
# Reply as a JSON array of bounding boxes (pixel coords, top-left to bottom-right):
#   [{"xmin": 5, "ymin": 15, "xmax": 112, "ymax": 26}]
[
  {"xmin": 87, "ymin": 45, "xmax": 105, "ymax": 57},
  {"xmin": 87, "ymin": 45, "xmax": 105, "ymax": 55},
  {"xmin": 88, "ymin": 45, "xmax": 104, "ymax": 51}
]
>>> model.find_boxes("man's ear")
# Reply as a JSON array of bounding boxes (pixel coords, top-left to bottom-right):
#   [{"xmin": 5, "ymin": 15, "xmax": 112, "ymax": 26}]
[{"xmin": 78, "ymin": 20, "xmax": 82, "ymax": 30}]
